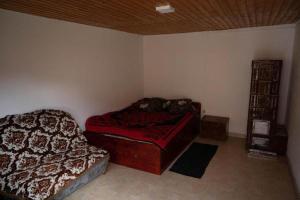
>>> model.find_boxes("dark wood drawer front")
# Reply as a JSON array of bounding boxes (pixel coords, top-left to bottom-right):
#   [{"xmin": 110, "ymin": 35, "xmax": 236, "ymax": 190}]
[{"xmin": 201, "ymin": 115, "xmax": 229, "ymax": 141}]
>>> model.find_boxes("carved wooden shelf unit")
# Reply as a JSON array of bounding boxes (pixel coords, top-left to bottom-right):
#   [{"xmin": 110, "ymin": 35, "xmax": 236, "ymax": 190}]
[{"xmin": 246, "ymin": 60, "xmax": 287, "ymax": 155}]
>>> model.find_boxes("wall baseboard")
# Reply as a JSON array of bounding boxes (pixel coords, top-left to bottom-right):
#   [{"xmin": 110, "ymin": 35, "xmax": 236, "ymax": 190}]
[
  {"xmin": 229, "ymin": 132, "xmax": 246, "ymax": 139},
  {"xmin": 287, "ymin": 156, "xmax": 300, "ymax": 199}
]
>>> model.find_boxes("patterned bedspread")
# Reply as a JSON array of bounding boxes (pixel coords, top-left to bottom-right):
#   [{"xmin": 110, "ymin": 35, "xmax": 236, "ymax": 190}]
[
  {"xmin": 0, "ymin": 109, "xmax": 109, "ymax": 200},
  {"xmin": 86, "ymin": 111, "xmax": 194, "ymax": 149}
]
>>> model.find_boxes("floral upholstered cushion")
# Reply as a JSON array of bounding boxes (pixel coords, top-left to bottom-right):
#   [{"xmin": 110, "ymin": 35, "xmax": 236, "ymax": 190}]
[{"xmin": 0, "ymin": 109, "xmax": 109, "ymax": 200}]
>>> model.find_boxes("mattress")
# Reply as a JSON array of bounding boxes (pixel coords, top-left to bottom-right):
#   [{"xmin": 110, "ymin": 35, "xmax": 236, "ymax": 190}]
[{"xmin": 85, "ymin": 111, "xmax": 194, "ymax": 149}]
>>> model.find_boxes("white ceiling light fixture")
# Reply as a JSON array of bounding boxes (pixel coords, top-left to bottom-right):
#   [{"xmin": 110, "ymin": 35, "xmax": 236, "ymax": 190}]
[{"xmin": 155, "ymin": 3, "xmax": 175, "ymax": 14}]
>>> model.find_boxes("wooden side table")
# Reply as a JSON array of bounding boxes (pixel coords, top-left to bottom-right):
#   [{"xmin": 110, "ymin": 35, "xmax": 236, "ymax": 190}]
[{"xmin": 201, "ymin": 115, "xmax": 229, "ymax": 141}]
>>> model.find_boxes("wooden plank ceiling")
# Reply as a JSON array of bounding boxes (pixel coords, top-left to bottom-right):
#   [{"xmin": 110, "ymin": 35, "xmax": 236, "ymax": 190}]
[{"xmin": 0, "ymin": 0, "xmax": 300, "ymax": 35}]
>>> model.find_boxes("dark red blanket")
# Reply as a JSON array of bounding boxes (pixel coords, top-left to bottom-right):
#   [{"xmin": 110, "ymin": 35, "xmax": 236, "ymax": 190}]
[{"xmin": 85, "ymin": 111, "xmax": 194, "ymax": 149}]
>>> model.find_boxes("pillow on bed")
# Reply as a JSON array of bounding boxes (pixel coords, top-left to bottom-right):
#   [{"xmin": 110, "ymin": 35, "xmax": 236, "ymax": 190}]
[
  {"xmin": 132, "ymin": 98, "xmax": 166, "ymax": 112},
  {"xmin": 164, "ymin": 99, "xmax": 193, "ymax": 114}
]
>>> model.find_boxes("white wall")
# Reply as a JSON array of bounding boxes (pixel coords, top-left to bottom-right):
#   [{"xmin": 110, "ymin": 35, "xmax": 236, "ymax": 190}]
[
  {"xmin": 0, "ymin": 8, "xmax": 296, "ymax": 137},
  {"xmin": 287, "ymin": 21, "xmax": 300, "ymax": 196},
  {"xmin": 143, "ymin": 26, "xmax": 295, "ymax": 135},
  {"xmin": 0, "ymin": 9, "xmax": 143, "ymax": 128}
]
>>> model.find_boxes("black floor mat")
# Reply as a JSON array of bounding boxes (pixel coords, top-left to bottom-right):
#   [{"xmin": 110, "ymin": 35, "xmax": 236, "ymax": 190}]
[{"xmin": 170, "ymin": 143, "xmax": 218, "ymax": 178}]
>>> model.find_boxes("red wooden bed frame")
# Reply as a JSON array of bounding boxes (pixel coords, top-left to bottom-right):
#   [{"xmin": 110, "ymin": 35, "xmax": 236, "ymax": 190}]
[{"xmin": 84, "ymin": 102, "xmax": 201, "ymax": 175}]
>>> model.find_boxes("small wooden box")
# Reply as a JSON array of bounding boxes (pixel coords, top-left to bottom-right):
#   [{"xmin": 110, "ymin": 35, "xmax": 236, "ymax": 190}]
[{"xmin": 201, "ymin": 115, "xmax": 229, "ymax": 140}]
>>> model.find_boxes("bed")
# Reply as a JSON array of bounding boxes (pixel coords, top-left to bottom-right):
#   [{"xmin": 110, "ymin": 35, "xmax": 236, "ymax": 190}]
[{"xmin": 84, "ymin": 98, "xmax": 201, "ymax": 174}]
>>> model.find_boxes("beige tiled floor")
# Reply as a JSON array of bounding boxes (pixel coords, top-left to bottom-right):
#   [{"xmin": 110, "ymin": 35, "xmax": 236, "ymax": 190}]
[{"xmin": 66, "ymin": 137, "xmax": 297, "ymax": 200}]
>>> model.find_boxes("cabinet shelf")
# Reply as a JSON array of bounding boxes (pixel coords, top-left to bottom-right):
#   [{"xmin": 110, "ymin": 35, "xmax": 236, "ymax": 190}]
[
  {"xmin": 246, "ymin": 60, "xmax": 287, "ymax": 155},
  {"xmin": 251, "ymin": 133, "xmax": 271, "ymax": 138},
  {"xmin": 249, "ymin": 144, "xmax": 272, "ymax": 152}
]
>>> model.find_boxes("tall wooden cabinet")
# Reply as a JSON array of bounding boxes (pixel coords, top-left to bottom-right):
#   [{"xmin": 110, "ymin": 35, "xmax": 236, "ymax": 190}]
[{"xmin": 246, "ymin": 60, "xmax": 287, "ymax": 155}]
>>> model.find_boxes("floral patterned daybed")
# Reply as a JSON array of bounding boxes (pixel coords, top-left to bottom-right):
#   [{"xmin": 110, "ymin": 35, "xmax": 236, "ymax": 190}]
[{"xmin": 0, "ymin": 109, "xmax": 109, "ymax": 200}]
